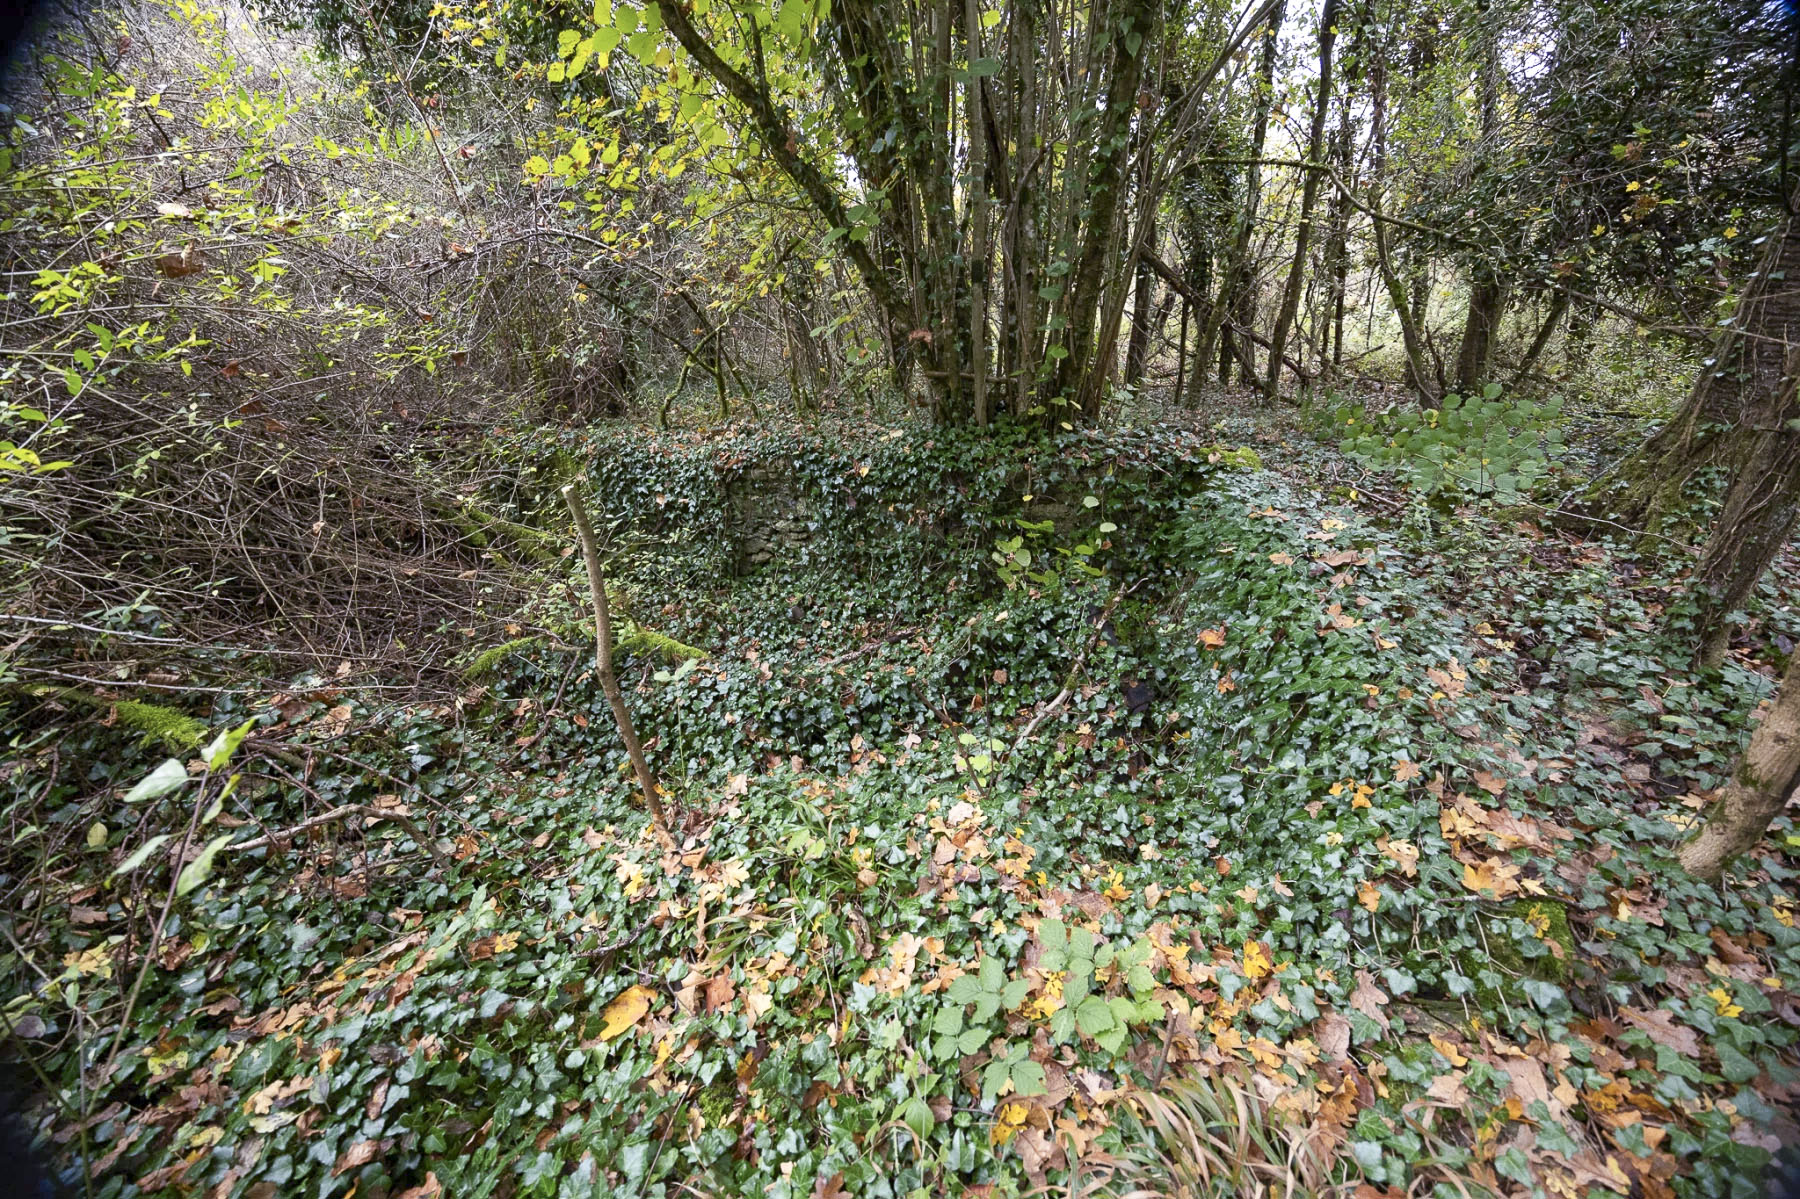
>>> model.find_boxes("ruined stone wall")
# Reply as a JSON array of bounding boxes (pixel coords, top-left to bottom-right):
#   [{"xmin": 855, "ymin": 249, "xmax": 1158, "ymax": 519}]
[{"xmin": 729, "ymin": 462, "xmax": 815, "ymax": 571}]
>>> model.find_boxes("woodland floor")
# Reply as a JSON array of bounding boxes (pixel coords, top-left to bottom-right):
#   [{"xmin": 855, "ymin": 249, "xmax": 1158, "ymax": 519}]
[{"xmin": 9, "ymin": 391, "xmax": 1800, "ymax": 1199}]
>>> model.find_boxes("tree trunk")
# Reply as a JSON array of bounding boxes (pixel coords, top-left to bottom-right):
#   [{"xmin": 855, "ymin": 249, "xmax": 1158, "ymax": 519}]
[
  {"xmin": 1264, "ymin": 0, "xmax": 1340, "ymax": 399},
  {"xmin": 1201, "ymin": 0, "xmax": 1285, "ymax": 388},
  {"xmin": 1453, "ymin": 272, "xmax": 1507, "ymax": 395},
  {"xmin": 1510, "ymin": 289, "xmax": 1569, "ymax": 388},
  {"xmin": 1324, "ymin": 97, "xmax": 1353, "ymax": 373},
  {"xmin": 1453, "ymin": 3, "xmax": 1505, "ymax": 398},
  {"xmin": 1125, "ymin": 219, "xmax": 1157, "ymax": 389},
  {"xmin": 562, "ymin": 484, "xmax": 668, "ymax": 840},
  {"xmin": 1370, "ymin": 207, "xmax": 1438, "ymax": 406},
  {"xmin": 1173, "ymin": 294, "xmax": 1190, "ymax": 407},
  {"xmin": 1689, "ymin": 362, "xmax": 1800, "ymax": 667},
  {"xmin": 1680, "ymin": 654, "xmax": 1800, "ymax": 879},
  {"xmin": 1595, "ymin": 208, "xmax": 1799, "ymax": 539},
  {"xmin": 1364, "ymin": 45, "xmax": 1433, "ymax": 405}
]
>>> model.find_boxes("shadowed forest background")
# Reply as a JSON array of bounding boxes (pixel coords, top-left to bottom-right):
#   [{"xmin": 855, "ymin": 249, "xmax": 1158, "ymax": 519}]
[{"xmin": 2, "ymin": 0, "xmax": 1800, "ymax": 1196}]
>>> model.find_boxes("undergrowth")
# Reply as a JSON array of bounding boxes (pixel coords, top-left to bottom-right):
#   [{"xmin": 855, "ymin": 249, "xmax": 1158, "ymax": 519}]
[{"xmin": 3, "ymin": 418, "xmax": 1796, "ymax": 1199}]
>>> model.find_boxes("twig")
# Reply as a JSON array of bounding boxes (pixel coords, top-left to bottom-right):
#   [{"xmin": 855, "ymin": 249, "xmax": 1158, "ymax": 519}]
[
  {"xmin": 98, "ymin": 770, "xmax": 215, "ymax": 1082},
  {"xmin": 1010, "ymin": 588, "xmax": 1133, "ymax": 754},
  {"xmin": 227, "ymin": 802, "xmax": 448, "ymax": 865}
]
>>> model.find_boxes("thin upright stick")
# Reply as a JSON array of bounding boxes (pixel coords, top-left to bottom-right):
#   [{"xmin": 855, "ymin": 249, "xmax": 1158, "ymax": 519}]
[{"xmin": 561, "ymin": 483, "xmax": 669, "ymax": 837}]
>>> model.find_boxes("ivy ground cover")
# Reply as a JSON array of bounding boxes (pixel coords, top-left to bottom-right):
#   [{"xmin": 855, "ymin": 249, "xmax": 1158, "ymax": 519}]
[{"xmin": 8, "ymin": 420, "xmax": 1799, "ymax": 1199}]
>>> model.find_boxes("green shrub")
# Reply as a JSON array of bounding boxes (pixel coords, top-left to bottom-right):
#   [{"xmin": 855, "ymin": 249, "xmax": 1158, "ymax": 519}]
[{"xmin": 1329, "ymin": 384, "xmax": 1567, "ymax": 502}]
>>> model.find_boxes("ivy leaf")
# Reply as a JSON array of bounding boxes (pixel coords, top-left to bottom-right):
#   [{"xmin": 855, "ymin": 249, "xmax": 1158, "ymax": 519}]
[
  {"xmin": 898, "ymin": 1095, "xmax": 935, "ymax": 1139},
  {"xmin": 203, "ymin": 718, "xmax": 255, "ymax": 771}
]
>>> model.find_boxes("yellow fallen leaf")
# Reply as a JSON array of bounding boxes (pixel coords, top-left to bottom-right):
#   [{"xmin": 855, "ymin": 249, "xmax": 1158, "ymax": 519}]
[
  {"xmin": 1429, "ymin": 1034, "xmax": 1468, "ymax": 1067},
  {"xmin": 1707, "ymin": 986, "xmax": 1743, "ymax": 1019},
  {"xmin": 1242, "ymin": 939, "xmax": 1272, "ymax": 979},
  {"xmin": 1461, "ymin": 858, "xmax": 1521, "ymax": 898},
  {"xmin": 991, "ymin": 1101, "xmax": 1029, "ymax": 1146},
  {"xmin": 1379, "ymin": 836, "xmax": 1420, "ymax": 877},
  {"xmin": 1247, "ymin": 1036, "xmax": 1283, "ymax": 1070},
  {"xmin": 1357, "ymin": 880, "xmax": 1380, "ymax": 912},
  {"xmin": 599, "ymin": 984, "xmax": 655, "ymax": 1040},
  {"xmin": 63, "ymin": 943, "xmax": 114, "ymax": 980}
]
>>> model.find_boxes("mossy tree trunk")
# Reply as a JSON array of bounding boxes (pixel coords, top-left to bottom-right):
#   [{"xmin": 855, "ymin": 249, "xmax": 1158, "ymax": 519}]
[
  {"xmin": 1680, "ymin": 653, "xmax": 1800, "ymax": 879},
  {"xmin": 1590, "ymin": 208, "xmax": 1799, "ymax": 541},
  {"xmin": 1689, "ymin": 355, "xmax": 1800, "ymax": 666}
]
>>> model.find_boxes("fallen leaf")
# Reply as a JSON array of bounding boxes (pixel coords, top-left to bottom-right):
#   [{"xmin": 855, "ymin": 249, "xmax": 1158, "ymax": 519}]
[
  {"xmin": 1499, "ymin": 1055, "xmax": 1551, "ymax": 1112},
  {"xmin": 1315, "ymin": 1012, "xmax": 1351, "ymax": 1060},
  {"xmin": 1356, "ymin": 880, "xmax": 1381, "ymax": 912},
  {"xmin": 598, "ymin": 984, "xmax": 655, "ymax": 1040},
  {"xmin": 703, "ymin": 973, "xmax": 737, "ymax": 1013},
  {"xmin": 333, "ymin": 1139, "xmax": 386, "ymax": 1177},
  {"xmin": 1242, "ymin": 940, "xmax": 1272, "ymax": 979},
  {"xmin": 1428, "ymin": 1035, "xmax": 1468, "ymax": 1067},
  {"xmin": 1461, "ymin": 857, "xmax": 1521, "ymax": 899},
  {"xmin": 1378, "ymin": 837, "xmax": 1419, "ymax": 877},
  {"xmin": 1350, "ymin": 970, "xmax": 1389, "ymax": 1031},
  {"xmin": 395, "ymin": 1174, "xmax": 443, "ymax": 1199},
  {"xmin": 990, "ymin": 1101, "xmax": 1029, "ymax": 1147},
  {"xmin": 1426, "ymin": 1072, "xmax": 1469, "ymax": 1105}
]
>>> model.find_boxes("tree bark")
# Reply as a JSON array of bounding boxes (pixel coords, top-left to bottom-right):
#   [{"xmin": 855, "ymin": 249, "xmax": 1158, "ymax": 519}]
[
  {"xmin": 1510, "ymin": 289, "xmax": 1569, "ymax": 388},
  {"xmin": 562, "ymin": 483, "xmax": 668, "ymax": 839},
  {"xmin": 1594, "ymin": 208, "xmax": 1799, "ymax": 538},
  {"xmin": 1173, "ymin": 294, "xmax": 1190, "ymax": 408},
  {"xmin": 1453, "ymin": 272, "xmax": 1507, "ymax": 395},
  {"xmin": 1125, "ymin": 218, "xmax": 1157, "ymax": 389},
  {"xmin": 1264, "ymin": 0, "xmax": 1341, "ymax": 399},
  {"xmin": 1689, "ymin": 353, "xmax": 1800, "ymax": 667},
  {"xmin": 1680, "ymin": 654, "xmax": 1800, "ymax": 880}
]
